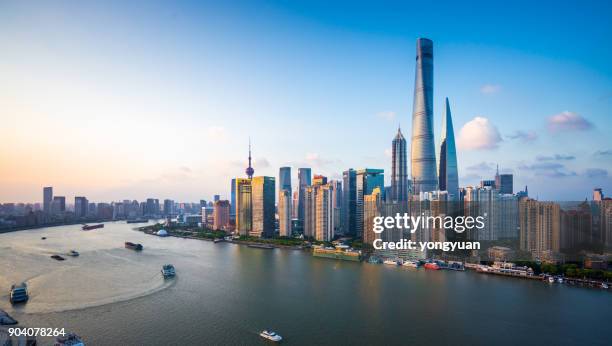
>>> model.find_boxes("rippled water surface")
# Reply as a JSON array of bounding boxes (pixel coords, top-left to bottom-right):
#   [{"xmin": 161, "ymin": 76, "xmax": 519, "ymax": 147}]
[{"xmin": 0, "ymin": 222, "xmax": 610, "ymax": 345}]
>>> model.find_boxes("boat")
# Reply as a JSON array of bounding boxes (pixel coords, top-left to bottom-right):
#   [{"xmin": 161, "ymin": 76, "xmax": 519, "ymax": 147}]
[
  {"xmin": 556, "ymin": 276, "xmax": 564, "ymax": 284},
  {"xmin": 424, "ymin": 262, "xmax": 440, "ymax": 270},
  {"xmin": 54, "ymin": 333, "xmax": 85, "ymax": 346},
  {"xmin": 51, "ymin": 255, "xmax": 66, "ymax": 261},
  {"xmin": 161, "ymin": 264, "xmax": 176, "ymax": 278},
  {"xmin": 247, "ymin": 244, "xmax": 275, "ymax": 249},
  {"xmin": 384, "ymin": 259, "xmax": 400, "ymax": 266},
  {"xmin": 547, "ymin": 276, "xmax": 555, "ymax": 283},
  {"xmin": 402, "ymin": 260, "xmax": 420, "ymax": 268},
  {"xmin": 82, "ymin": 224, "xmax": 104, "ymax": 231},
  {"xmin": 259, "ymin": 330, "xmax": 282, "ymax": 342},
  {"xmin": 126, "ymin": 219, "xmax": 149, "ymax": 224},
  {"xmin": 602, "ymin": 283, "xmax": 609, "ymax": 289},
  {"xmin": 67, "ymin": 250, "xmax": 80, "ymax": 257},
  {"xmin": 41, "ymin": 237, "xmax": 47, "ymax": 240},
  {"xmin": 9, "ymin": 283, "xmax": 29, "ymax": 304},
  {"xmin": 125, "ymin": 242, "xmax": 143, "ymax": 251},
  {"xmin": 447, "ymin": 262, "xmax": 465, "ymax": 271},
  {"xmin": 368, "ymin": 256, "xmax": 382, "ymax": 264},
  {"xmin": 213, "ymin": 238, "xmax": 225, "ymax": 243}
]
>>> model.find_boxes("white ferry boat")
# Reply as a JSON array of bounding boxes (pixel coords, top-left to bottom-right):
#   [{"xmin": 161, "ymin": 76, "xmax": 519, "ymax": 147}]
[
  {"xmin": 384, "ymin": 259, "xmax": 400, "ymax": 266},
  {"xmin": 259, "ymin": 330, "xmax": 282, "ymax": 342},
  {"xmin": 161, "ymin": 264, "xmax": 176, "ymax": 278},
  {"xmin": 402, "ymin": 260, "xmax": 420, "ymax": 268}
]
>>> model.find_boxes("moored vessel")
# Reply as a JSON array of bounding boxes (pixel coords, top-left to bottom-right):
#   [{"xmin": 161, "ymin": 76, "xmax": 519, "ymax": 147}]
[{"xmin": 424, "ymin": 262, "xmax": 440, "ymax": 270}]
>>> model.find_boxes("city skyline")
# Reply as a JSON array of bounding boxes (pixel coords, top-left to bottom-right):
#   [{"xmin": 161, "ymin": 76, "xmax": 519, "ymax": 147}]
[{"xmin": 1, "ymin": 1, "xmax": 611, "ymax": 202}]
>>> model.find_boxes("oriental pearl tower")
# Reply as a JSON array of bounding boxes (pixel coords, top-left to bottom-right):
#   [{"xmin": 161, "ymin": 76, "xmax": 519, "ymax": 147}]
[{"xmin": 246, "ymin": 138, "xmax": 254, "ymax": 179}]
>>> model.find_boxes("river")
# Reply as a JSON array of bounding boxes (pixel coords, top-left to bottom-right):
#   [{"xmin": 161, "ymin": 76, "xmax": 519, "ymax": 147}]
[{"xmin": 0, "ymin": 221, "xmax": 609, "ymax": 345}]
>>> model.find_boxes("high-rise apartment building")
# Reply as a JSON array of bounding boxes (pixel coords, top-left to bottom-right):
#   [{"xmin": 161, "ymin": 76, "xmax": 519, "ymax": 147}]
[
  {"xmin": 410, "ymin": 38, "xmax": 437, "ymax": 194},
  {"xmin": 437, "ymin": 97, "xmax": 459, "ymax": 200},
  {"xmin": 303, "ymin": 185, "xmax": 317, "ymax": 238},
  {"xmin": 519, "ymin": 199, "xmax": 561, "ymax": 259},
  {"xmin": 251, "ymin": 176, "xmax": 275, "ymax": 238}
]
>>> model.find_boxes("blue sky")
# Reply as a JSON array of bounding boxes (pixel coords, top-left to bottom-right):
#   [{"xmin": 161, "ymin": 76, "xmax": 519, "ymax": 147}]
[{"xmin": 0, "ymin": 0, "xmax": 611, "ymax": 202}]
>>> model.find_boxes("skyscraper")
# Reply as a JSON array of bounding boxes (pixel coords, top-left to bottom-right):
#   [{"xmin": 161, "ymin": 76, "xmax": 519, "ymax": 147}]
[
  {"xmin": 74, "ymin": 196, "xmax": 88, "ymax": 218},
  {"xmin": 251, "ymin": 176, "xmax": 275, "ymax": 238},
  {"xmin": 437, "ymin": 97, "xmax": 459, "ymax": 200},
  {"xmin": 163, "ymin": 199, "xmax": 174, "ymax": 216},
  {"xmin": 297, "ymin": 168, "xmax": 312, "ymax": 227},
  {"xmin": 235, "ymin": 178, "xmax": 252, "ymax": 236},
  {"xmin": 43, "ymin": 186, "xmax": 53, "ymax": 214},
  {"xmin": 356, "ymin": 169, "xmax": 384, "ymax": 238},
  {"xmin": 342, "ymin": 169, "xmax": 357, "ymax": 236},
  {"xmin": 213, "ymin": 200, "xmax": 230, "ymax": 231},
  {"xmin": 279, "ymin": 167, "xmax": 292, "ymax": 195},
  {"xmin": 279, "ymin": 189, "xmax": 292, "ymax": 237},
  {"xmin": 391, "ymin": 127, "xmax": 408, "ymax": 202},
  {"xmin": 230, "ymin": 178, "xmax": 236, "ymax": 222},
  {"xmin": 495, "ymin": 166, "xmax": 514, "ymax": 195},
  {"xmin": 411, "ymin": 38, "xmax": 437, "ymax": 194},
  {"xmin": 363, "ymin": 187, "xmax": 382, "ymax": 245}
]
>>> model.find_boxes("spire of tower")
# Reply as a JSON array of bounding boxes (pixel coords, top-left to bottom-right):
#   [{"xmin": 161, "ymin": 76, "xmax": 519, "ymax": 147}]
[{"xmin": 246, "ymin": 137, "xmax": 254, "ymax": 179}]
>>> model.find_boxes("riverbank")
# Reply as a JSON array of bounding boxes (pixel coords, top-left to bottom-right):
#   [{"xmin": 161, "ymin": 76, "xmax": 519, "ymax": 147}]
[
  {"xmin": 0, "ymin": 219, "xmax": 113, "ymax": 234},
  {"xmin": 137, "ymin": 225, "xmax": 307, "ymax": 250}
]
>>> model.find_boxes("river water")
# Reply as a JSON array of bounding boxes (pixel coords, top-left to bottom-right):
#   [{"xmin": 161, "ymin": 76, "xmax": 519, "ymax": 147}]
[{"xmin": 0, "ymin": 221, "xmax": 609, "ymax": 345}]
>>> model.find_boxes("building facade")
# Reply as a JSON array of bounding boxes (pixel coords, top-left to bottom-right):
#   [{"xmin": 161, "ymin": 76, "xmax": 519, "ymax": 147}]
[
  {"xmin": 391, "ymin": 128, "xmax": 408, "ymax": 202},
  {"xmin": 251, "ymin": 176, "xmax": 275, "ymax": 238}
]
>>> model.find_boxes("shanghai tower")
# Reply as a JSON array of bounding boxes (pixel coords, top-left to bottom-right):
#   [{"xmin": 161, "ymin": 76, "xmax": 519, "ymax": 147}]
[
  {"xmin": 438, "ymin": 97, "xmax": 459, "ymax": 200},
  {"xmin": 410, "ymin": 38, "xmax": 438, "ymax": 194}
]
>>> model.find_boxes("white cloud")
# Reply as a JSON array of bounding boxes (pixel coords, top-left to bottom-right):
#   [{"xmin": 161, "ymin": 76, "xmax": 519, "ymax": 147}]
[
  {"xmin": 547, "ymin": 111, "xmax": 593, "ymax": 132},
  {"xmin": 457, "ymin": 117, "xmax": 502, "ymax": 150},
  {"xmin": 480, "ymin": 84, "xmax": 501, "ymax": 94}
]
